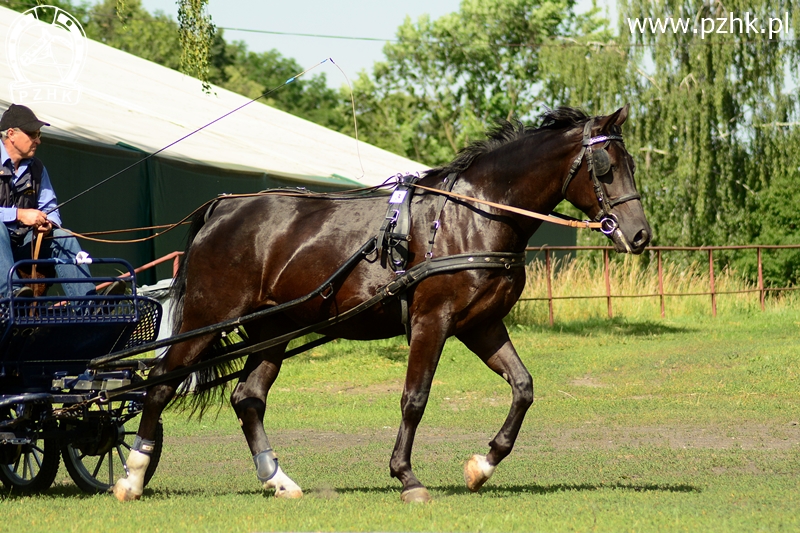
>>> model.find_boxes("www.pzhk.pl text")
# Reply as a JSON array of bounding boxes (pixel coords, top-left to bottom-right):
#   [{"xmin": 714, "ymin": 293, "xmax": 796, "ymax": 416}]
[{"xmin": 627, "ymin": 13, "xmax": 791, "ymax": 39}]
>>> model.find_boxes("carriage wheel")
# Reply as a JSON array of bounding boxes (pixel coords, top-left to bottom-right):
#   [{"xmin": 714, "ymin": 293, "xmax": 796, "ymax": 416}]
[
  {"xmin": 0, "ymin": 404, "xmax": 61, "ymax": 494},
  {"xmin": 61, "ymin": 400, "xmax": 163, "ymax": 494}
]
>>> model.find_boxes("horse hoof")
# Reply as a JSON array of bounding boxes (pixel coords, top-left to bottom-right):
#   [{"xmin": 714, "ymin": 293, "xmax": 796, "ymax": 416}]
[
  {"xmin": 112, "ymin": 481, "xmax": 141, "ymax": 502},
  {"xmin": 274, "ymin": 486, "xmax": 303, "ymax": 499},
  {"xmin": 464, "ymin": 454, "xmax": 496, "ymax": 492},
  {"xmin": 401, "ymin": 487, "xmax": 431, "ymax": 503}
]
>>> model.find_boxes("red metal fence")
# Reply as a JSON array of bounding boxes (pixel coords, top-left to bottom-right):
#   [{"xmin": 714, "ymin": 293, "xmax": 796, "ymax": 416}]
[
  {"xmin": 134, "ymin": 247, "xmax": 799, "ymax": 325},
  {"xmin": 523, "ymin": 245, "xmax": 800, "ymax": 325}
]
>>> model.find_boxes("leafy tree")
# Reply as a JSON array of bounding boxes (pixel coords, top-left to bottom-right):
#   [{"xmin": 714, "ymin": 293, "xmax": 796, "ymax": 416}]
[
  {"xmin": 176, "ymin": 0, "xmax": 215, "ymax": 91},
  {"xmin": 83, "ymin": 0, "xmax": 183, "ymax": 70},
  {"xmin": 354, "ymin": 0, "xmax": 581, "ymax": 166},
  {"xmin": 538, "ymin": 0, "xmax": 800, "ymax": 280},
  {"xmin": 616, "ymin": 0, "xmax": 799, "ymax": 247}
]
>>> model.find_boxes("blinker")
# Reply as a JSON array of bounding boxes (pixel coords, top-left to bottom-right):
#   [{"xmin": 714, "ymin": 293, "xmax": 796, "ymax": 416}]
[{"xmin": 593, "ymin": 148, "xmax": 611, "ymax": 176}]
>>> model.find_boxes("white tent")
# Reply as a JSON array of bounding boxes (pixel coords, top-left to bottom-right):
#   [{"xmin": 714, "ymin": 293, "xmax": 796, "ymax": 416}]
[
  {"xmin": 0, "ymin": 6, "xmax": 435, "ymax": 280},
  {"xmin": 0, "ymin": 5, "xmax": 427, "ymax": 187}
]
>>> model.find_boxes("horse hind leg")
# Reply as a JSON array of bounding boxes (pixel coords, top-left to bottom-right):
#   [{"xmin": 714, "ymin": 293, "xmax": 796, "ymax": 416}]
[
  {"xmin": 231, "ymin": 336, "xmax": 302, "ymax": 499},
  {"xmin": 112, "ymin": 334, "xmax": 217, "ymax": 501},
  {"xmin": 457, "ymin": 320, "xmax": 533, "ymax": 492}
]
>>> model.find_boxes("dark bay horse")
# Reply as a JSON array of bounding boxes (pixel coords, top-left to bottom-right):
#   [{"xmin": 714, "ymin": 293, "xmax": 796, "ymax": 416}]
[{"xmin": 113, "ymin": 105, "xmax": 651, "ymax": 503}]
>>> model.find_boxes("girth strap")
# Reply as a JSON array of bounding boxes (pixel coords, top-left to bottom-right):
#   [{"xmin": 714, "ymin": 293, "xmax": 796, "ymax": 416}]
[
  {"xmin": 377, "ymin": 174, "xmax": 417, "ymax": 273},
  {"xmin": 385, "ymin": 252, "xmax": 524, "ymax": 295}
]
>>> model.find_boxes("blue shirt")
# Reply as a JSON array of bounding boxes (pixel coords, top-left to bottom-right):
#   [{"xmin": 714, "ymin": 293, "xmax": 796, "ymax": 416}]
[{"xmin": 0, "ymin": 141, "xmax": 62, "ymax": 227}]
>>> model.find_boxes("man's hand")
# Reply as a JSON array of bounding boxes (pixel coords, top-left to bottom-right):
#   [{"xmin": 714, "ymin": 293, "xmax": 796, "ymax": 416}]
[
  {"xmin": 35, "ymin": 221, "xmax": 52, "ymax": 235},
  {"xmin": 17, "ymin": 208, "xmax": 48, "ymax": 228}
]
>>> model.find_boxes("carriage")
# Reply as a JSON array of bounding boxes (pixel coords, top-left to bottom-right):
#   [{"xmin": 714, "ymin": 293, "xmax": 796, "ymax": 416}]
[{"xmin": 0, "ymin": 257, "xmax": 164, "ymax": 494}]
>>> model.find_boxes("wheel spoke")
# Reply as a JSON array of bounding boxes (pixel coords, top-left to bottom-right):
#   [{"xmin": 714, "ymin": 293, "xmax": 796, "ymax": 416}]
[
  {"xmin": 58, "ymin": 401, "xmax": 157, "ymax": 494},
  {"xmin": 32, "ymin": 448, "xmax": 43, "ymax": 469},
  {"xmin": 107, "ymin": 450, "xmax": 114, "ymax": 485},
  {"xmin": 91, "ymin": 452, "xmax": 105, "ymax": 478},
  {"xmin": 24, "ymin": 453, "xmax": 34, "ymax": 479},
  {"xmin": 119, "ymin": 446, "xmax": 130, "ymax": 475}
]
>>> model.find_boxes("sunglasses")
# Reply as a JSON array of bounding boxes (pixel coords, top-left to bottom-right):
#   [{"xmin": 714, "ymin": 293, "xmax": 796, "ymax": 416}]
[{"xmin": 18, "ymin": 129, "xmax": 41, "ymax": 140}]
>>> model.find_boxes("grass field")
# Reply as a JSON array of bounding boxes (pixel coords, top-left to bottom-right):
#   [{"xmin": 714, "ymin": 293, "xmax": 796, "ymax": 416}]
[{"xmin": 2, "ymin": 303, "xmax": 799, "ymax": 532}]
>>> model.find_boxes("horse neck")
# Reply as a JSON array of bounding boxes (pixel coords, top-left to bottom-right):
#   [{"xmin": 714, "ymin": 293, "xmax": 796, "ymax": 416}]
[{"xmin": 455, "ymin": 131, "xmax": 576, "ymax": 239}]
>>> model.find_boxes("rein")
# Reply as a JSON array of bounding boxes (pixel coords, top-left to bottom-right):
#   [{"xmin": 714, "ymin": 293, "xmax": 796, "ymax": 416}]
[
  {"xmin": 56, "ymin": 120, "xmax": 637, "ymax": 245},
  {"xmin": 54, "ymin": 184, "xmax": 392, "ymax": 244},
  {"xmin": 58, "ymin": 173, "xmax": 606, "ymax": 246},
  {"xmin": 409, "ymin": 182, "xmax": 602, "ymax": 230}
]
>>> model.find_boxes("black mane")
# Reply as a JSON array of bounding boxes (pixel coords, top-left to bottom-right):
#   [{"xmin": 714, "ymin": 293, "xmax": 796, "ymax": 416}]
[{"xmin": 426, "ymin": 107, "xmax": 589, "ymax": 177}]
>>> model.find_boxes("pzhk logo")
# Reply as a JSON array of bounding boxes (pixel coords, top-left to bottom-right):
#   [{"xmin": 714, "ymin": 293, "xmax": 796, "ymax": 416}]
[{"xmin": 6, "ymin": 6, "xmax": 87, "ymax": 105}]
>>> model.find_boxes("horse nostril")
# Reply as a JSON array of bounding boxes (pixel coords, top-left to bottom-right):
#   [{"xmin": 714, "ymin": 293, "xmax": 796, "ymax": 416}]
[{"xmin": 633, "ymin": 229, "xmax": 650, "ymax": 247}]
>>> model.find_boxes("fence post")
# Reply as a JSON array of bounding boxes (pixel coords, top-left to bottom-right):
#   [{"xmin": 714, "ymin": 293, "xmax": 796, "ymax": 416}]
[
  {"xmin": 173, "ymin": 253, "xmax": 181, "ymax": 278},
  {"xmin": 604, "ymin": 248, "xmax": 612, "ymax": 319},
  {"xmin": 757, "ymin": 247, "xmax": 765, "ymax": 311},
  {"xmin": 658, "ymin": 249, "xmax": 665, "ymax": 318},
  {"xmin": 708, "ymin": 249, "xmax": 717, "ymax": 317},
  {"xmin": 546, "ymin": 249, "xmax": 554, "ymax": 327}
]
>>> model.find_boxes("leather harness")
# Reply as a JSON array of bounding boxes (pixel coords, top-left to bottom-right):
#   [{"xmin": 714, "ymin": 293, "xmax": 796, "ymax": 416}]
[
  {"xmin": 562, "ymin": 120, "xmax": 641, "ymax": 236},
  {"xmin": 377, "ymin": 172, "xmax": 461, "ymax": 341},
  {"xmin": 91, "ymin": 119, "xmax": 644, "ymax": 389}
]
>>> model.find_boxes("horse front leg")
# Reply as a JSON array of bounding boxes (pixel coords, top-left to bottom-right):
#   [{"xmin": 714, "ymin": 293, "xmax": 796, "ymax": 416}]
[
  {"xmin": 390, "ymin": 324, "xmax": 447, "ymax": 503},
  {"xmin": 231, "ymin": 347, "xmax": 302, "ymax": 499},
  {"xmin": 457, "ymin": 320, "xmax": 533, "ymax": 492}
]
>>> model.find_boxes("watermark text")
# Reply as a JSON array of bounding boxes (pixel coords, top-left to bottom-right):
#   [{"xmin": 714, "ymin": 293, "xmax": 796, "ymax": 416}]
[{"xmin": 627, "ymin": 12, "xmax": 791, "ymax": 39}]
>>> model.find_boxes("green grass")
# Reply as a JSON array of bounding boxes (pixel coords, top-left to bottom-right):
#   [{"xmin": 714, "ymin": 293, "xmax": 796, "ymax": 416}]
[{"xmin": 3, "ymin": 308, "xmax": 799, "ymax": 532}]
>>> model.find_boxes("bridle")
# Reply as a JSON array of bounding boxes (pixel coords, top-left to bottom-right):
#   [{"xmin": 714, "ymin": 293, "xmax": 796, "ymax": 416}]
[{"xmin": 562, "ymin": 120, "xmax": 641, "ymax": 237}]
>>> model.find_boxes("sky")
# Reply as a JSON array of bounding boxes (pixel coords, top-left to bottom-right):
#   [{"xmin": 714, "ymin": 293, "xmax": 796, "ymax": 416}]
[{"xmin": 130, "ymin": 0, "xmax": 614, "ymax": 88}]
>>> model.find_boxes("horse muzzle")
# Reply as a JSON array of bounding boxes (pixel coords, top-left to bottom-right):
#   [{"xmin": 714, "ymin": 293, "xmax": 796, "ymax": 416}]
[{"xmin": 609, "ymin": 225, "xmax": 650, "ymax": 254}]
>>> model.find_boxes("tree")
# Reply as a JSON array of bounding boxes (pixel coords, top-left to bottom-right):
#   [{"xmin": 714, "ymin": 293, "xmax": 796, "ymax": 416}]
[
  {"xmin": 354, "ymin": 0, "xmax": 580, "ymax": 166},
  {"xmin": 538, "ymin": 0, "xmax": 800, "ymax": 279},
  {"xmin": 176, "ymin": 0, "xmax": 215, "ymax": 92},
  {"xmin": 84, "ymin": 0, "xmax": 182, "ymax": 70},
  {"xmin": 617, "ymin": 0, "xmax": 800, "ymax": 248}
]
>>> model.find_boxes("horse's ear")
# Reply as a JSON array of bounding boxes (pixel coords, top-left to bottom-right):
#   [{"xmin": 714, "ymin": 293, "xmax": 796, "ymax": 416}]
[
  {"xmin": 597, "ymin": 104, "xmax": 630, "ymax": 133},
  {"xmin": 613, "ymin": 103, "xmax": 630, "ymax": 126}
]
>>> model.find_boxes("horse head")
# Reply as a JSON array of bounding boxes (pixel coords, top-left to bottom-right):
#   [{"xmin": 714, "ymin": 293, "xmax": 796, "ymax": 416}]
[{"xmin": 562, "ymin": 104, "xmax": 651, "ymax": 254}]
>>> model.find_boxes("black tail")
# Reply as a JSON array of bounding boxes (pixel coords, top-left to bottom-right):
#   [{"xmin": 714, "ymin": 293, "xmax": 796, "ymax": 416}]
[{"xmin": 167, "ymin": 202, "xmax": 244, "ymax": 418}]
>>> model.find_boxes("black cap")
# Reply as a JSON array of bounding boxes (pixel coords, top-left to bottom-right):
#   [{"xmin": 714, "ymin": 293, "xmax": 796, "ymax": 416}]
[{"xmin": 0, "ymin": 104, "xmax": 50, "ymax": 131}]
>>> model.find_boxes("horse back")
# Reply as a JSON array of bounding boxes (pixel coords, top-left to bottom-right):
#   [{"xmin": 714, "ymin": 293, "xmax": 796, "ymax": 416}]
[{"xmin": 181, "ymin": 189, "xmax": 524, "ymax": 340}]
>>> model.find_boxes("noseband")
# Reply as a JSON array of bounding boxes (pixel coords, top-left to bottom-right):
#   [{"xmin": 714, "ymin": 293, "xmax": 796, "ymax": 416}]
[{"xmin": 561, "ymin": 120, "xmax": 641, "ymax": 236}]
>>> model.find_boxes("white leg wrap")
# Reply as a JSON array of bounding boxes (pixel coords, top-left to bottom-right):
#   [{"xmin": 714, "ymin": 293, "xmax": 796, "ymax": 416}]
[
  {"xmin": 263, "ymin": 466, "xmax": 303, "ymax": 499},
  {"xmin": 113, "ymin": 450, "xmax": 150, "ymax": 501}
]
